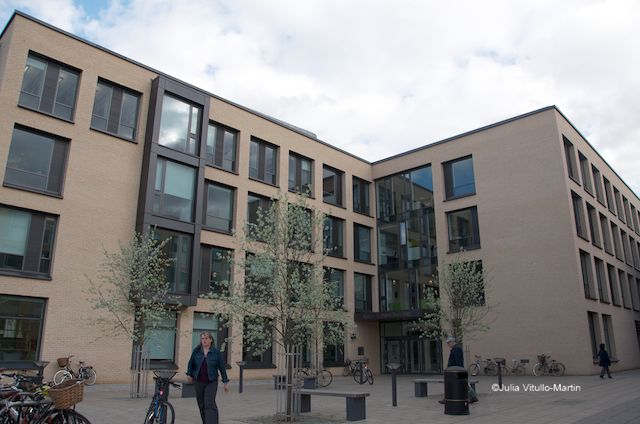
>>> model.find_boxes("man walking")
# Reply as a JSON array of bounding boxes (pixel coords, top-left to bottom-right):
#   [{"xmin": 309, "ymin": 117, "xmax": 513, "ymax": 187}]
[{"xmin": 598, "ymin": 343, "xmax": 612, "ymax": 379}]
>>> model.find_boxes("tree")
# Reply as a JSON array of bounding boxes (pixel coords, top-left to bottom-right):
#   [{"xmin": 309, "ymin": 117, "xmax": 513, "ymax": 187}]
[
  {"xmin": 86, "ymin": 231, "xmax": 176, "ymax": 396},
  {"xmin": 207, "ymin": 191, "xmax": 351, "ymax": 420},
  {"xmin": 416, "ymin": 256, "xmax": 493, "ymax": 345}
]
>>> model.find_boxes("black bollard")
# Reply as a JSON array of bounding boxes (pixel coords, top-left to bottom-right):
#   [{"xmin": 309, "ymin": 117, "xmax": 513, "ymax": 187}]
[
  {"xmin": 386, "ymin": 363, "xmax": 402, "ymax": 407},
  {"xmin": 496, "ymin": 359, "xmax": 503, "ymax": 389},
  {"xmin": 236, "ymin": 361, "xmax": 247, "ymax": 393}
]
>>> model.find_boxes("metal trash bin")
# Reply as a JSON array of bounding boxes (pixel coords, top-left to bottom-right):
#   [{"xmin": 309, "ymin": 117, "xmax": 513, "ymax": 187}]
[{"xmin": 444, "ymin": 366, "xmax": 469, "ymax": 415}]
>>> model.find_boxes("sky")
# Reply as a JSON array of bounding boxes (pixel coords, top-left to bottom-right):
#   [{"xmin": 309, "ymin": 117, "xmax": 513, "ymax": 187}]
[{"xmin": 1, "ymin": 0, "xmax": 639, "ymax": 194}]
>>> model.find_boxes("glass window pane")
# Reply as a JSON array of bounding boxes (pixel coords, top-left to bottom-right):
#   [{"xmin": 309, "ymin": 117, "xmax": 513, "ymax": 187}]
[
  {"xmin": 159, "ymin": 95, "xmax": 192, "ymax": 153},
  {"xmin": 222, "ymin": 130, "xmax": 236, "ymax": 171},
  {"xmin": 0, "ymin": 208, "xmax": 30, "ymax": 257},
  {"xmin": 154, "ymin": 160, "xmax": 196, "ymax": 222},
  {"xmin": 53, "ymin": 69, "xmax": 78, "ymax": 120},
  {"xmin": 119, "ymin": 92, "xmax": 138, "ymax": 139},
  {"xmin": 91, "ymin": 82, "xmax": 111, "ymax": 131},
  {"xmin": 205, "ymin": 184, "xmax": 234, "ymax": 232},
  {"xmin": 19, "ymin": 56, "xmax": 47, "ymax": 109},
  {"xmin": 0, "ymin": 296, "xmax": 45, "ymax": 360},
  {"xmin": 5, "ymin": 128, "xmax": 56, "ymax": 193}
]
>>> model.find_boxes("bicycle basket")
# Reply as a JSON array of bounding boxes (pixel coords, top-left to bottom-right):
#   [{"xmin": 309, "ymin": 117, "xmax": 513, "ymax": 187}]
[
  {"xmin": 56, "ymin": 357, "xmax": 69, "ymax": 367},
  {"xmin": 537, "ymin": 355, "xmax": 546, "ymax": 364},
  {"xmin": 49, "ymin": 379, "xmax": 83, "ymax": 409}
]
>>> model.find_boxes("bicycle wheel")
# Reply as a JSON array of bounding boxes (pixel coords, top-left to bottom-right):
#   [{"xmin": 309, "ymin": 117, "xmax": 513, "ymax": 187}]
[
  {"xmin": 533, "ymin": 363, "xmax": 545, "ymax": 376},
  {"xmin": 515, "ymin": 365, "xmax": 525, "ymax": 376},
  {"xmin": 342, "ymin": 365, "xmax": 351, "ymax": 377},
  {"xmin": 144, "ymin": 401, "xmax": 175, "ymax": 424},
  {"xmin": 81, "ymin": 368, "xmax": 97, "ymax": 386},
  {"xmin": 365, "ymin": 369, "xmax": 374, "ymax": 385},
  {"xmin": 318, "ymin": 369, "xmax": 332, "ymax": 387},
  {"xmin": 486, "ymin": 363, "xmax": 498, "ymax": 376},
  {"xmin": 52, "ymin": 409, "xmax": 92, "ymax": 423},
  {"xmin": 468, "ymin": 364, "xmax": 480, "ymax": 376},
  {"xmin": 552, "ymin": 362, "xmax": 565, "ymax": 377},
  {"xmin": 53, "ymin": 370, "xmax": 73, "ymax": 385},
  {"xmin": 353, "ymin": 370, "xmax": 364, "ymax": 384}
]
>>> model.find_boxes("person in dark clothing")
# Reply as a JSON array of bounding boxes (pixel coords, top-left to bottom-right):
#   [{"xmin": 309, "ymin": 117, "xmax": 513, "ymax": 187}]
[
  {"xmin": 446, "ymin": 337, "xmax": 464, "ymax": 367},
  {"xmin": 598, "ymin": 343, "xmax": 612, "ymax": 379},
  {"xmin": 187, "ymin": 331, "xmax": 230, "ymax": 424}
]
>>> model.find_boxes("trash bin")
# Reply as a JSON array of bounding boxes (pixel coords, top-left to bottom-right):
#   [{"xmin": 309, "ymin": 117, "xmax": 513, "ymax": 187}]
[{"xmin": 444, "ymin": 366, "xmax": 469, "ymax": 415}]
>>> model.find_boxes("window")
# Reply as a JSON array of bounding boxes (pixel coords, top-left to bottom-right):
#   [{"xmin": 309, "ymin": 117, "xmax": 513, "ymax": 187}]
[
  {"xmin": 447, "ymin": 206, "xmax": 480, "ymax": 252},
  {"xmin": 0, "ymin": 295, "xmax": 45, "ymax": 360},
  {"xmin": 631, "ymin": 205, "xmax": 640, "ymax": 236},
  {"xmin": 443, "ymin": 156, "xmax": 475, "ymax": 199},
  {"xmin": 144, "ymin": 313, "xmax": 177, "ymax": 363},
  {"xmin": 203, "ymin": 182, "xmax": 234, "ymax": 233},
  {"xmin": 601, "ymin": 314, "xmax": 616, "ymax": 358},
  {"xmin": 623, "ymin": 197, "xmax": 633, "ymax": 231},
  {"xmin": 594, "ymin": 258, "xmax": 609, "ymax": 303},
  {"xmin": 572, "ymin": 192, "xmax": 588, "ymax": 239},
  {"xmin": 323, "ymin": 165, "xmax": 344, "ymax": 206},
  {"xmin": 614, "ymin": 188, "xmax": 624, "ymax": 222},
  {"xmin": 621, "ymin": 231, "xmax": 633, "ymax": 265},
  {"xmin": 354, "ymin": 224, "xmax": 372, "ymax": 262},
  {"xmin": 607, "ymin": 264, "xmax": 621, "ymax": 306},
  {"xmin": 249, "ymin": 138, "xmax": 278, "ymax": 185},
  {"xmin": 246, "ymin": 193, "xmax": 273, "ymax": 239},
  {"xmin": 632, "ymin": 241, "xmax": 640, "ymax": 269},
  {"xmin": 611, "ymin": 223, "xmax": 623, "ymax": 261},
  {"xmin": 323, "ymin": 322, "xmax": 345, "ymax": 366},
  {"xmin": 628, "ymin": 274, "xmax": 639, "ymax": 311},
  {"xmin": 618, "ymin": 269, "xmax": 630, "ymax": 309},
  {"xmin": 242, "ymin": 317, "xmax": 273, "ymax": 368},
  {"xmin": 192, "ymin": 312, "xmax": 228, "ymax": 362},
  {"xmin": 152, "ymin": 228, "xmax": 192, "ymax": 293},
  {"xmin": 579, "ymin": 250, "xmax": 596, "ymax": 299},
  {"xmin": 354, "ymin": 273, "xmax": 372, "ymax": 312},
  {"xmin": 4, "ymin": 126, "xmax": 68, "ymax": 196},
  {"xmin": 636, "ymin": 279, "xmax": 640, "ymax": 311},
  {"xmin": 586, "ymin": 203, "xmax": 601, "ymax": 247},
  {"xmin": 592, "ymin": 166, "xmax": 605, "ymax": 205},
  {"xmin": 587, "ymin": 312, "xmax": 600, "ymax": 359},
  {"xmin": 19, "ymin": 53, "xmax": 79, "ymax": 121},
  {"xmin": 0, "ymin": 205, "xmax": 57, "ymax": 277},
  {"xmin": 288, "ymin": 153, "xmax": 313, "ymax": 195},
  {"xmin": 600, "ymin": 214, "xmax": 613, "ymax": 255},
  {"xmin": 206, "ymin": 122, "xmax": 237, "ymax": 172},
  {"xmin": 158, "ymin": 94, "xmax": 201, "ymax": 154},
  {"xmin": 603, "ymin": 177, "xmax": 615, "ymax": 214},
  {"xmin": 200, "ymin": 245, "xmax": 232, "ymax": 295},
  {"xmin": 563, "ymin": 136, "xmax": 579, "ymax": 182},
  {"xmin": 352, "ymin": 177, "xmax": 370, "ymax": 215},
  {"xmin": 324, "ymin": 267, "xmax": 345, "ymax": 308},
  {"xmin": 244, "ymin": 254, "xmax": 274, "ymax": 304},
  {"xmin": 153, "ymin": 158, "xmax": 196, "ymax": 222},
  {"xmin": 578, "ymin": 153, "xmax": 593, "ymax": 194},
  {"xmin": 324, "ymin": 216, "xmax": 344, "ymax": 257},
  {"xmin": 91, "ymin": 80, "xmax": 140, "ymax": 140}
]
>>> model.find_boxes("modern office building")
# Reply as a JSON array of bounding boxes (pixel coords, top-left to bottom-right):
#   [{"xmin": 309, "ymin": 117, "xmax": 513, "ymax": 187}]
[{"xmin": 1, "ymin": 11, "xmax": 639, "ymax": 382}]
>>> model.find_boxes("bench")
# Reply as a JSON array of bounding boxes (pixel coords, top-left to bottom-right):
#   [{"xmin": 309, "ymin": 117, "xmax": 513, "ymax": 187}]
[
  {"xmin": 297, "ymin": 389, "xmax": 370, "ymax": 421},
  {"xmin": 413, "ymin": 378, "xmax": 478, "ymax": 397}
]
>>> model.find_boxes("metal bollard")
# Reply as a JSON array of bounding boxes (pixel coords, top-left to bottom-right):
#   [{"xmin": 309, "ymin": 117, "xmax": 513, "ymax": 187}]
[
  {"xmin": 496, "ymin": 358, "xmax": 503, "ymax": 389},
  {"xmin": 236, "ymin": 361, "xmax": 246, "ymax": 393},
  {"xmin": 386, "ymin": 363, "xmax": 402, "ymax": 407}
]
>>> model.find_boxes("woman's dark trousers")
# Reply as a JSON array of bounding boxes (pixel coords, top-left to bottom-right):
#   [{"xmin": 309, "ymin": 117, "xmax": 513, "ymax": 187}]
[{"xmin": 195, "ymin": 380, "xmax": 219, "ymax": 424}]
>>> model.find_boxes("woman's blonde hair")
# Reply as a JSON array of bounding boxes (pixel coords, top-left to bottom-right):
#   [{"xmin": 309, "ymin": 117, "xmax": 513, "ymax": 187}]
[{"xmin": 199, "ymin": 331, "xmax": 214, "ymax": 348}]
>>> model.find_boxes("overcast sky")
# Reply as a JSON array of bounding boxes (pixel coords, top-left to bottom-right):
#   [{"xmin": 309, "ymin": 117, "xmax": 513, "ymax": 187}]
[{"xmin": 1, "ymin": 0, "xmax": 639, "ymax": 194}]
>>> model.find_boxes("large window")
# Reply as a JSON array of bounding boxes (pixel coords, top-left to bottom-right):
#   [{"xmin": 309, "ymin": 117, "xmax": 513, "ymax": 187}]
[
  {"xmin": 249, "ymin": 138, "xmax": 278, "ymax": 185},
  {"xmin": 607, "ymin": 264, "xmax": 621, "ymax": 306},
  {"xmin": 578, "ymin": 153, "xmax": 593, "ymax": 194},
  {"xmin": 602, "ymin": 314, "xmax": 616, "ymax": 358},
  {"xmin": 572, "ymin": 192, "xmax": 588, "ymax": 239},
  {"xmin": 324, "ymin": 216, "xmax": 344, "ymax": 258},
  {"xmin": 613, "ymin": 188, "xmax": 624, "ymax": 222},
  {"xmin": 0, "ymin": 205, "xmax": 57, "ymax": 277},
  {"xmin": 354, "ymin": 224, "xmax": 372, "ymax": 262},
  {"xmin": 587, "ymin": 312, "xmax": 600, "ymax": 359},
  {"xmin": 594, "ymin": 257, "xmax": 609, "ymax": 303},
  {"xmin": 586, "ymin": 203, "xmax": 601, "ymax": 247},
  {"xmin": 288, "ymin": 153, "xmax": 312, "ymax": 195},
  {"xmin": 91, "ymin": 80, "xmax": 140, "ymax": 140},
  {"xmin": 323, "ymin": 322, "xmax": 345, "ymax": 366},
  {"xmin": 579, "ymin": 250, "xmax": 596, "ymax": 299},
  {"xmin": 447, "ymin": 206, "xmax": 480, "ymax": 252},
  {"xmin": 192, "ymin": 312, "xmax": 229, "ymax": 362},
  {"xmin": 200, "ymin": 245, "xmax": 232, "ymax": 295},
  {"xmin": 158, "ymin": 94, "xmax": 201, "ymax": 154},
  {"xmin": 153, "ymin": 158, "xmax": 196, "ymax": 222},
  {"xmin": 144, "ymin": 313, "xmax": 177, "ymax": 363},
  {"xmin": 443, "ymin": 156, "xmax": 475, "ymax": 199},
  {"xmin": 204, "ymin": 182, "xmax": 234, "ymax": 233},
  {"xmin": 603, "ymin": 177, "xmax": 615, "ymax": 214},
  {"xmin": 354, "ymin": 273, "xmax": 372, "ymax": 312},
  {"xmin": 563, "ymin": 136, "xmax": 579, "ymax": 182},
  {"xmin": 246, "ymin": 193, "xmax": 273, "ymax": 236},
  {"xmin": 323, "ymin": 166, "xmax": 344, "ymax": 206},
  {"xmin": 0, "ymin": 296, "xmax": 45, "ymax": 360},
  {"xmin": 611, "ymin": 223, "xmax": 623, "ymax": 261},
  {"xmin": 206, "ymin": 122, "xmax": 237, "ymax": 172},
  {"xmin": 19, "ymin": 53, "xmax": 79, "ymax": 121},
  {"xmin": 152, "ymin": 229, "xmax": 192, "ymax": 293},
  {"xmin": 324, "ymin": 267, "xmax": 345, "ymax": 308},
  {"xmin": 242, "ymin": 317, "xmax": 273, "ymax": 368},
  {"xmin": 353, "ymin": 177, "xmax": 370, "ymax": 215},
  {"xmin": 592, "ymin": 166, "xmax": 605, "ymax": 205},
  {"xmin": 600, "ymin": 214, "xmax": 613, "ymax": 255},
  {"xmin": 4, "ymin": 126, "xmax": 68, "ymax": 196}
]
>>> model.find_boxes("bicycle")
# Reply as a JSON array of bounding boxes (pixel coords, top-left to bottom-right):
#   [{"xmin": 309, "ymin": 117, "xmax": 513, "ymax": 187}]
[
  {"xmin": 468, "ymin": 355, "xmax": 498, "ymax": 376},
  {"xmin": 352, "ymin": 360, "xmax": 374, "ymax": 385},
  {"xmin": 294, "ymin": 366, "xmax": 333, "ymax": 388},
  {"xmin": 144, "ymin": 371, "xmax": 180, "ymax": 424},
  {"xmin": 54, "ymin": 356, "xmax": 97, "ymax": 386},
  {"xmin": 504, "ymin": 358, "xmax": 528, "ymax": 376},
  {"xmin": 533, "ymin": 354, "xmax": 565, "ymax": 376},
  {"xmin": 342, "ymin": 359, "xmax": 358, "ymax": 377}
]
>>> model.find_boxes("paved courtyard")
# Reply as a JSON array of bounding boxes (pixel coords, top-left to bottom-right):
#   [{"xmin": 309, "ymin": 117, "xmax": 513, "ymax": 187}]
[{"xmin": 75, "ymin": 369, "xmax": 640, "ymax": 423}]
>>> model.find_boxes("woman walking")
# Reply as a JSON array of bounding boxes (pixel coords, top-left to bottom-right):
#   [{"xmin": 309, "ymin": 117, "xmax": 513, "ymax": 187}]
[
  {"xmin": 598, "ymin": 343, "xmax": 612, "ymax": 379},
  {"xmin": 187, "ymin": 331, "xmax": 230, "ymax": 424}
]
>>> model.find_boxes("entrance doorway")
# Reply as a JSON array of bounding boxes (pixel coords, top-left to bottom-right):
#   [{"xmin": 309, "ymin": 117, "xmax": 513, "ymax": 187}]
[{"xmin": 380, "ymin": 321, "xmax": 442, "ymax": 373}]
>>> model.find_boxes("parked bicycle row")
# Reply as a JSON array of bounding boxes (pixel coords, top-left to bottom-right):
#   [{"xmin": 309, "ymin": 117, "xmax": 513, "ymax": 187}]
[{"xmin": 469, "ymin": 354, "xmax": 565, "ymax": 376}]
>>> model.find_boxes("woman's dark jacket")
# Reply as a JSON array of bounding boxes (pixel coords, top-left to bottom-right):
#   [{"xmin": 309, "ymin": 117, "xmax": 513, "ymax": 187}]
[
  {"xmin": 598, "ymin": 348, "xmax": 611, "ymax": 367},
  {"xmin": 187, "ymin": 346, "xmax": 229, "ymax": 383},
  {"xmin": 447, "ymin": 344, "xmax": 464, "ymax": 367}
]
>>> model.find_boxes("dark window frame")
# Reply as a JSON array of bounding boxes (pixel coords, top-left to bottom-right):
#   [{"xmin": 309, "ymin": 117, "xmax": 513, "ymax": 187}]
[
  {"xmin": 353, "ymin": 223, "xmax": 372, "ymax": 263},
  {"xmin": 563, "ymin": 136, "xmax": 580, "ymax": 184},
  {"xmin": 0, "ymin": 295, "xmax": 46, "ymax": 361},
  {"xmin": 153, "ymin": 157, "xmax": 197, "ymax": 222},
  {"xmin": 249, "ymin": 137, "xmax": 278, "ymax": 186},
  {"xmin": 158, "ymin": 93, "xmax": 201, "ymax": 155},
  {"xmin": 324, "ymin": 216, "xmax": 345, "ymax": 258},
  {"xmin": 354, "ymin": 272, "xmax": 373, "ymax": 312},
  {"xmin": 446, "ymin": 206, "xmax": 481, "ymax": 252},
  {"xmin": 203, "ymin": 181, "xmax": 235, "ymax": 234},
  {"xmin": 352, "ymin": 176, "xmax": 371, "ymax": 215},
  {"xmin": 206, "ymin": 121, "xmax": 238, "ymax": 173},
  {"xmin": 578, "ymin": 153, "xmax": 593, "ymax": 195},
  {"xmin": 443, "ymin": 155, "xmax": 476, "ymax": 200},
  {"xmin": 322, "ymin": 165, "xmax": 344, "ymax": 207},
  {"xmin": 90, "ymin": 78, "xmax": 141, "ymax": 141},
  {"xmin": 200, "ymin": 245, "xmax": 233, "ymax": 296},
  {"xmin": 288, "ymin": 152, "xmax": 313, "ymax": 195}
]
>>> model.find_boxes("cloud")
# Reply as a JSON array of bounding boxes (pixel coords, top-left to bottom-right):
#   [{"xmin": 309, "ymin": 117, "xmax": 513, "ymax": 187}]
[{"xmin": 1, "ymin": 0, "xmax": 639, "ymax": 193}]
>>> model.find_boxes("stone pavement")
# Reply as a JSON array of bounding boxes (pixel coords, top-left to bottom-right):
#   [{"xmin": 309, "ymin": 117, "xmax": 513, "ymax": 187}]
[{"xmin": 74, "ymin": 369, "xmax": 640, "ymax": 423}]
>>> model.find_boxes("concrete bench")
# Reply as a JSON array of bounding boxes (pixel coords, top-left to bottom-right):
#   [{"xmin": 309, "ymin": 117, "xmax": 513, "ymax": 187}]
[
  {"xmin": 413, "ymin": 378, "xmax": 478, "ymax": 397},
  {"xmin": 297, "ymin": 389, "xmax": 370, "ymax": 421}
]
